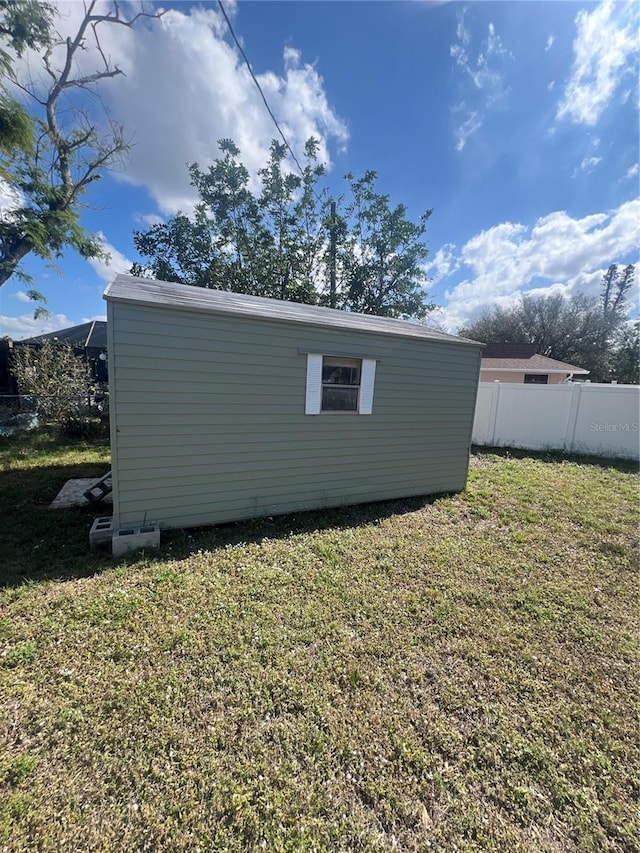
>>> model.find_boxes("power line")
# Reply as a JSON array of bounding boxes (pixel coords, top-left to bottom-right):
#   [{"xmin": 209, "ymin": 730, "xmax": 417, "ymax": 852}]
[
  {"xmin": 216, "ymin": 0, "xmax": 335, "ymax": 285},
  {"xmin": 217, "ymin": 0, "xmax": 306, "ymax": 178}
]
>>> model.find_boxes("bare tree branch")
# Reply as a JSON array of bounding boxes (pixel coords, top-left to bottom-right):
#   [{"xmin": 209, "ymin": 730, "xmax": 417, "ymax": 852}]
[
  {"xmin": 86, "ymin": 5, "xmax": 164, "ymax": 29},
  {"xmin": 11, "ymin": 77, "xmax": 47, "ymax": 106},
  {"xmin": 0, "ymin": 1, "xmax": 164, "ymax": 287},
  {"xmin": 62, "ymin": 67, "xmax": 124, "ymax": 89}
]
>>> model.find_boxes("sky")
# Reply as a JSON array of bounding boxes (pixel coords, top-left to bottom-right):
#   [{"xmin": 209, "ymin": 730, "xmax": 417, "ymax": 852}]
[{"xmin": 0, "ymin": 0, "xmax": 638, "ymax": 339}]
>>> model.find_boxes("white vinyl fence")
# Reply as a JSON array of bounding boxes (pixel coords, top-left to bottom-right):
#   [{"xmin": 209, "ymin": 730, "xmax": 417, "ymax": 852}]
[{"xmin": 472, "ymin": 382, "xmax": 640, "ymax": 460}]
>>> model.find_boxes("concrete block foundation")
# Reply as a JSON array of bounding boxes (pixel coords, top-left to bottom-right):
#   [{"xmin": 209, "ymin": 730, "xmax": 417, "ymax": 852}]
[
  {"xmin": 89, "ymin": 516, "xmax": 113, "ymax": 550},
  {"xmin": 112, "ymin": 524, "xmax": 160, "ymax": 558}
]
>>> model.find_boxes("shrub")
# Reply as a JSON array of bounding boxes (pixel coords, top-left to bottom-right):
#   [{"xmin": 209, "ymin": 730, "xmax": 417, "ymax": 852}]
[
  {"xmin": 11, "ymin": 338, "xmax": 90, "ymax": 424},
  {"xmin": 60, "ymin": 416, "xmax": 109, "ymax": 440}
]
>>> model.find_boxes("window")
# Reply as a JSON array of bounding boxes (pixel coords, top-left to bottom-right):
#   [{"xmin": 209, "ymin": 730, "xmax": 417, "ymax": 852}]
[
  {"xmin": 305, "ymin": 354, "xmax": 377, "ymax": 415},
  {"xmin": 322, "ymin": 357, "xmax": 361, "ymax": 411},
  {"xmin": 524, "ymin": 374, "xmax": 548, "ymax": 384}
]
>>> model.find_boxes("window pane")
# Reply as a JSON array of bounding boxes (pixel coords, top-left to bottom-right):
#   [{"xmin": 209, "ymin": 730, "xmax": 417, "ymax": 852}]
[
  {"xmin": 323, "ymin": 365, "xmax": 360, "ymax": 385},
  {"xmin": 322, "ymin": 387, "xmax": 358, "ymax": 411},
  {"xmin": 322, "ymin": 358, "xmax": 361, "ymax": 386}
]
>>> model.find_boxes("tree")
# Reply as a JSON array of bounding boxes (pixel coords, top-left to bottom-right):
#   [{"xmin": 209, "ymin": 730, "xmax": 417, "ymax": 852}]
[
  {"xmin": 11, "ymin": 336, "xmax": 89, "ymax": 422},
  {"xmin": 134, "ymin": 137, "xmax": 327, "ymax": 304},
  {"xmin": 131, "ymin": 209, "xmax": 226, "ymax": 290},
  {"xmin": 600, "ymin": 263, "xmax": 635, "ymax": 339},
  {"xmin": 0, "ymin": 0, "xmax": 162, "ymax": 290},
  {"xmin": 0, "ymin": 1, "xmax": 51, "ymax": 65},
  {"xmin": 255, "ymin": 138, "xmax": 326, "ymax": 303},
  {"xmin": 610, "ymin": 321, "xmax": 640, "ymax": 385},
  {"xmin": 133, "ymin": 138, "xmax": 435, "ymax": 319},
  {"xmin": 0, "ymin": 0, "xmax": 53, "ymax": 163},
  {"xmin": 330, "ymin": 171, "xmax": 434, "ymax": 318},
  {"xmin": 458, "ymin": 264, "xmax": 637, "ymax": 382}
]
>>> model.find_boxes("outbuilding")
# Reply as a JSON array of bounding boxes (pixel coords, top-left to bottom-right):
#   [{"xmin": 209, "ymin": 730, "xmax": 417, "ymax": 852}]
[{"xmin": 105, "ymin": 275, "xmax": 483, "ymax": 531}]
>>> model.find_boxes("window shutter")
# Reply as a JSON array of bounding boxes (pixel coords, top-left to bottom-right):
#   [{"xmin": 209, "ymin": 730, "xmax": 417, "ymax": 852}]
[
  {"xmin": 305, "ymin": 353, "xmax": 322, "ymax": 414},
  {"xmin": 359, "ymin": 359, "xmax": 377, "ymax": 415}
]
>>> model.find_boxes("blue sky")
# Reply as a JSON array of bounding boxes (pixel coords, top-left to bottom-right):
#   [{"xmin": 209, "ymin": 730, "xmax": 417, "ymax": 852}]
[{"xmin": 1, "ymin": 0, "xmax": 638, "ymax": 338}]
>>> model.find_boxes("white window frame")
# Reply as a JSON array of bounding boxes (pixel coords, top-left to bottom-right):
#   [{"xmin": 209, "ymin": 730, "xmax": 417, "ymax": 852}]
[{"xmin": 305, "ymin": 353, "xmax": 377, "ymax": 415}]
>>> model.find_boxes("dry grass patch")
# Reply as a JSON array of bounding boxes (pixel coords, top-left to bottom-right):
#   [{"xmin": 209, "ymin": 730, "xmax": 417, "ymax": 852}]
[{"xmin": 1, "ymin": 434, "xmax": 638, "ymax": 851}]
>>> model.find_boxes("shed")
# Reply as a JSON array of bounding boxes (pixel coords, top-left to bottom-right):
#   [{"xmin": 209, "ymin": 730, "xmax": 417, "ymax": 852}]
[{"xmin": 104, "ymin": 275, "xmax": 483, "ymax": 530}]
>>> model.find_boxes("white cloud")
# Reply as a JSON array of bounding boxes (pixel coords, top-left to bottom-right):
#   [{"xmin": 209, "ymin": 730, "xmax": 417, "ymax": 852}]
[
  {"xmin": 557, "ymin": 0, "xmax": 639, "ymax": 126},
  {"xmin": 453, "ymin": 108, "xmax": 481, "ymax": 153},
  {"xmin": 13, "ymin": 291, "xmax": 33, "ymax": 304},
  {"xmin": 0, "ymin": 312, "xmax": 76, "ymax": 340},
  {"xmin": 423, "ymin": 243, "xmax": 460, "ymax": 284},
  {"xmin": 451, "ymin": 20, "xmax": 510, "ymax": 98},
  {"xmin": 522, "ymin": 269, "xmax": 608, "ymax": 303},
  {"xmin": 624, "ymin": 163, "xmax": 639, "ymax": 180},
  {"xmin": 619, "ymin": 87, "xmax": 632, "ymax": 104},
  {"xmin": 450, "ymin": 16, "xmax": 512, "ymax": 151},
  {"xmin": 435, "ymin": 198, "xmax": 640, "ymax": 330},
  {"xmin": 88, "ymin": 6, "xmax": 345, "ymax": 213},
  {"xmin": 573, "ymin": 155, "xmax": 603, "ymax": 177},
  {"xmin": 545, "ymin": 35, "xmax": 555, "ymax": 52},
  {"xmin": 0, "ymin": 178, "xmax": 22, "ymax": 220},
  {"xmin": 456, "ymin": 17, "xmax": 471, "ymax": 48},
  {"xmin": 547, "ymin": 80, "xmax": 555, "ymax": 92},
  {"xmin": 582, "ymin": 156, "xmax": 602, "ymax": 170},
  {"xmin": 13, "ymin": 3, "xmax": 347, "ymax": 216},
  {"xmin": 87, "ymin": 233, "xmax": 133, "ymax": 284},
  {"xmin": 135, "ymin": 213, "xmax": 164, "ymax": 228}
]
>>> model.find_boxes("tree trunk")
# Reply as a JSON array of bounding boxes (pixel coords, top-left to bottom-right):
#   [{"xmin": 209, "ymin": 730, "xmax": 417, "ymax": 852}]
[{"xmin": 0, "ymin": 239, "xmax": 33, "ymax": 288}]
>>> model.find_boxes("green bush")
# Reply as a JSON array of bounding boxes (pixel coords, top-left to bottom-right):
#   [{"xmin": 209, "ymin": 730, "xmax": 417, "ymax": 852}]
[
  {"xmin": 11, "ymin": 339, "xmax": 90, "ymax": 424},
  {"xmin": 60, "ymin": 417, "xmax": 109, "ymax": 440}
]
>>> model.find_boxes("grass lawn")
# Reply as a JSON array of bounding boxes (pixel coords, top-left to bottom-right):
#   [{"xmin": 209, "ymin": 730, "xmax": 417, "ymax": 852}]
[{"xmin": 1, "ymin": 431, "xmax": 638, "ymax": 852}]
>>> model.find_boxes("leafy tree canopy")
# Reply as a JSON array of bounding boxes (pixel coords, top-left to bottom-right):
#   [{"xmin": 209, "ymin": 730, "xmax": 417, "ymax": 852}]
[
  {"xmin": 458, "ymin": 264, "xmax": 638, "ymax": 383},
  {"xmin": 132, "ymin": 137, "xmax": 435, "ymax": 319},
  {"xmin": 0, "ymin": 0, "xmax": 52, "ymax": 65},
  {"xmin": 610, "ymin": 320, "xmax": 640, "ymax": 385},
  {"xmin": 335, "ymin": 170, "xmax": 432, "ymax": 317},
  {"xmin": 0, "ymin": 0, "xmax": 53, "ymax": 161}
]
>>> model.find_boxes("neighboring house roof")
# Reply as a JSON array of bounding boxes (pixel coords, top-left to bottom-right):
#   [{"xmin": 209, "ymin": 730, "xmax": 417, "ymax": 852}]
[
  {"xmin": 21, "ymin": 320, "xmax": 107, "ymax": 349},
  {"xmin": 105, "ymin": 275, "xmax": 483, "ymax": 348},
  {"xmin": 481, "ymin": 354, "xmax": 590, "ymax": 374}
]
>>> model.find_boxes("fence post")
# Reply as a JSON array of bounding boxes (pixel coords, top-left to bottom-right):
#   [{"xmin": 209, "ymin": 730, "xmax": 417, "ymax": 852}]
[
  {"xmin": 564, "ymin": 383, "xmax": 583, "ymax": 454},
  {"xmin": 490, "ymin": 381, "xmax": 501, "ymax": 446}
]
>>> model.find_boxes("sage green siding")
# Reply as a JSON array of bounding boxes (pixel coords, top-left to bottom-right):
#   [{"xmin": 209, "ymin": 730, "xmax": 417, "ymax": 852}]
[{"xmin": 107, "ymin": 279, "xmax": 482, "ymax": 529}]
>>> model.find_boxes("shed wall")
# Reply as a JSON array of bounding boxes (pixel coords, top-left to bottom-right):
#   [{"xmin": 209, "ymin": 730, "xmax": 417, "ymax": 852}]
[{"xmin": 109, "ymin": 301, "xmax": 481, "ymax": 528}]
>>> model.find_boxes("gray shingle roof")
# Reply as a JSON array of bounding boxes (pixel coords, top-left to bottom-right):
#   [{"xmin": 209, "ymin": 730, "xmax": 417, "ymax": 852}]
[
  {"xmin": 481, "ymin": 354, "xmax": 589, "ymax": 374},
  {"xmin": 21, "ymin": 320, "xmax": 107, "ymax": 348}
]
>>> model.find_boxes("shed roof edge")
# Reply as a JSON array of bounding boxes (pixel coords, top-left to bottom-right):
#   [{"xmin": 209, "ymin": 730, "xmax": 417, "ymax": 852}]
[{"xmin": 104, "ymin": 275, "xmax": 484, "ymax": 349}]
